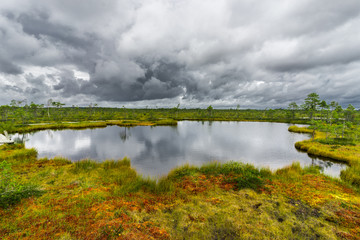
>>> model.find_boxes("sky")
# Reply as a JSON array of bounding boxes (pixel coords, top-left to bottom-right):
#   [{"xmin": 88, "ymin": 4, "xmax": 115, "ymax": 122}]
[{"xmin": 0, "ymin": 0, "xmax": 360, "ymax": 109}]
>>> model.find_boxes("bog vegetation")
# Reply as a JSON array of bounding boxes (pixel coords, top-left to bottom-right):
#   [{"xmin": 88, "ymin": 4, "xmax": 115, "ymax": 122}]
[{"xmin": 0, "ymin": 93, "xmax": 360, "ymax": 239}]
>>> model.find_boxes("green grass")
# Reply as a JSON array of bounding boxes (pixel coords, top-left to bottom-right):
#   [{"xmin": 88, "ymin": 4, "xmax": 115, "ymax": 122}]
[
  {"xmin": 101, "ymin": 158, "xmax": 131, "ymax": 169},
  {"xmin": 0, "ymin": 160, "xmax": 43, "ymax": 208},
  {"xmin": 316, "ymin": 137, "xmax": 356, "ymax": 146},
  {"xmin": 73, "ymin": 159, "xmax": 99, "ymax": 173},
  {"xmin": 289, "ymin": 125, "xmax": 360, "ymax": 189},
  {"xmin": 340, "ymin": 162, "xmax": 360, "ymax": 188},
  {"xmin": 288, "ymin": 125, "xmax": 313, "ymax": 134}
]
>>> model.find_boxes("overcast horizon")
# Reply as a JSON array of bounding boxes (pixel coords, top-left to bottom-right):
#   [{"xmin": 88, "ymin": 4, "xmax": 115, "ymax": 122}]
[{"xmin": 1, "ymin": 1, "xmax": 360, "ymax": 109}]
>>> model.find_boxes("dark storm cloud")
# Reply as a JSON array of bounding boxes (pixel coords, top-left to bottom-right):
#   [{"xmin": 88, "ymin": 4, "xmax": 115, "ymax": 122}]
[
  {"xmin": 0, "ymin": 0, "xmax": 360, "ymax": 108},
  {"xmin": 0, "ymin": 58, "xmax": 22, "ymax": 75},
  {"xmin": 85, "ymin": 61, "xmax": 186, "ymax": 101},
  {"xmin": 3, "ymin": 85, "xmax": 23, "ymax": 93}
]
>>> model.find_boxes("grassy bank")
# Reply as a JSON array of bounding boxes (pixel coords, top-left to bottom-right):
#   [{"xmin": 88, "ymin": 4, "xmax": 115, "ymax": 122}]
[
  {"xmin": 289, "ymin": 125, "xmax": 360, "ymax": 190},
  {"xmin": 7, "ymin": 119, "xmax": 178, "ymax": 134},
  {"xmin": 1, "ymin": 144, "xmax": 360, "ymax": 239}
]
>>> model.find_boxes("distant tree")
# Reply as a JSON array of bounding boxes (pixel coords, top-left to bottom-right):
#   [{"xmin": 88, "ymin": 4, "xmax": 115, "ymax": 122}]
[
  {"xmin": 47, "ymin": 99, "xmax": 53, "ymax": 118},
  {"xmin": 319, "ymin": 100, "xmax": 329, "ymax": 122},
  {"xmin": 52, "ymin": 101, "xmax": 65, "ymax": 108},
  {"xmin": 10, "ymin": 99, "xmax": 17, "ymax": 107},
  {"xmin": 302, "ymin": 93, "xmax": 320, "ymax": 120},
  {"xmin": 207, "ymin": 105, "xmax": 213, "ymax": 117},
  {"xmin": 333, "ymin": 105, "xmax": 343, "ymax": 122},
  {"xmin": 345, "ymin": 104, "xmax": 356, "ymax": 122},
  {"xmin": 0, "ymin": 105, "xmax": 10, "ymax": 121},
  {"xmin": 330, "ymin": 101, "xmax": 339, "ymax": 110},
  {"xmin": 29, "ymin": 102, "xmax": 39, "ymax": 118},
  {"xmin": 48, "ymin": 100, "xmax": 65, "ymax": 121},
  {"xmin": 288, "ymin": 102, "xmax": 299, "ymax": 120},
  {"xmin": 17, "ymin": 99, "xmax": 27, "ymax": 107},
  {"xmin": 172, "ymin": 104, "xmax": 180, "ymax": 118}
]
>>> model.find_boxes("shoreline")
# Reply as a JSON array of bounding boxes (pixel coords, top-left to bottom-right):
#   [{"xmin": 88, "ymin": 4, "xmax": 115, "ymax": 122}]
[{"xmin": 288, "ymin": 126, "xmax": 359, "ymax": 166}]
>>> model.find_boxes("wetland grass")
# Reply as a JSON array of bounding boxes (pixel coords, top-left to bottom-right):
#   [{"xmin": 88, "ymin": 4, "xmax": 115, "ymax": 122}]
[
  {"xmin": 1, "ymin": 143, "xmax": 360, "ymax": 239},
  {"xmin": 9, "ymin": 118, "xmax": 178, "ymax": 134},
  {"xmin": 289, "ymin": 125, "xmax": 360, "ymax": 189}
]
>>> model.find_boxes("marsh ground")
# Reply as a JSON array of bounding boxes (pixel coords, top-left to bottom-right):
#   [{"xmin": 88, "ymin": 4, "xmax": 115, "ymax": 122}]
[{"xmin": 1, "ymin": 142, "xmax": 360, "ymax": 239}]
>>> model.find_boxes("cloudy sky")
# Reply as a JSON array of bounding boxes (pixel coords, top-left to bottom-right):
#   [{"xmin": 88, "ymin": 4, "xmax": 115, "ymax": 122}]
[{"xmin": 0, "ymin": 0, "xmax": 359, "ymax": 108}]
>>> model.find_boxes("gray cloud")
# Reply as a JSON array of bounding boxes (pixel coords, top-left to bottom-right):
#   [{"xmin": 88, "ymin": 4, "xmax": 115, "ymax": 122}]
[
  {"xmin": 0, "ymin": 0, "xmax": 359, "ymax": 108},
  {"xmin": 0, "ymin": 58, "xmax": 22, "ymax": 75}
]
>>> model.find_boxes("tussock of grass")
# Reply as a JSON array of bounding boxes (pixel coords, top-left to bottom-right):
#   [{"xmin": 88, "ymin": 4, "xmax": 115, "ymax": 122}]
[
  {"xmin": 167, "ymin": 164, "xmax": 199, "ymax": 180},
  {"xmin": 167, "ymin": 161, "xmax": 271, "ymax": 193},
  {"xmin": 288, "ymin": 125, "xmax": 313, "ymax": 134},
  {"xmin": 101, "ymin": 157, "xmax": 131, "ymax": 169},
  {"xmin": 0, "ymin": 144, "xmax": 37, "ymax": 162},
  {"xmin": 52, "ymin": 156, "xmax": 72, "ymax": 165},
  {"xmin": 73, "ymin": 159, "xmax": 98, "ymax": 173},
  {"xmin": 340, "ymin": 162, "xmax": 360, "ymax": 188}
]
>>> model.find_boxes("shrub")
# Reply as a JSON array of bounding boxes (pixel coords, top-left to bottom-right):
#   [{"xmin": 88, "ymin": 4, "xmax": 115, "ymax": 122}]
[
  {"xmin": 0, "ymin": 161, "xmax": 42, "ymax": 208},
  {"xmin": 235, "ymin": 174, "xmax": 264, "ymax": 191}
]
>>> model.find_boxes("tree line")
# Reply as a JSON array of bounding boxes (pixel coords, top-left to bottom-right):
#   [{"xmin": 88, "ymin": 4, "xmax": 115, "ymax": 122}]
[{"xmin": 0, "ymin": 95, "xmax": 359, "ymax": 140}]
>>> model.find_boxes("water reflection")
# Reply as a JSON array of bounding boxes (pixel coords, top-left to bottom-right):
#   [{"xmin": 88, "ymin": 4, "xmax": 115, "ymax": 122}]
[{"xmin": 13, "ymin": 121, "xmax": 347, "ymax": 178}]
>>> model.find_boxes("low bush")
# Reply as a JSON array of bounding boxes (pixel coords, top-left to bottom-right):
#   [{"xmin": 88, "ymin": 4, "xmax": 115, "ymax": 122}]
[
  {"xmin": 235, "ymin": 174, "xmax": 264, "ymax": 191},
  {"xmin": 0, "ymin": 161, "xmax": 42, "ymax": 208}
]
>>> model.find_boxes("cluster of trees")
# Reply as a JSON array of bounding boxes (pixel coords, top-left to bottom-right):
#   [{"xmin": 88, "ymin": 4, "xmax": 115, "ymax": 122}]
[
  {"xmin": 288, "ymin": 93, "xmax": 359, "ymax": 141},
  {"xmin": 288, "ymin": 93, "xmax": 356, "ymax": 122}
]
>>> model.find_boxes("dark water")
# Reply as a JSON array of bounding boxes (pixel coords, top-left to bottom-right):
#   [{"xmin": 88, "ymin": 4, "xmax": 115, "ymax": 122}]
[{"xmin": 14, "ymin": 121, "xmax": 346, "ymax": 177}]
